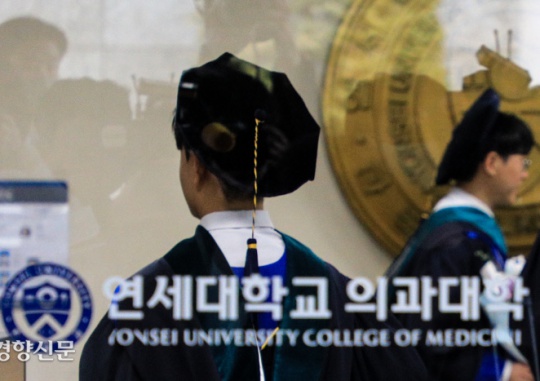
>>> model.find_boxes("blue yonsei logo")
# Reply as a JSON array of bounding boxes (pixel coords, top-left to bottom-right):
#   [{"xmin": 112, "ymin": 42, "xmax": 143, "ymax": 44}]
[
  {"xmin": 1, "ymin": 263, "xmax": 92, "ymax": 350},
  {"xmin": 22, "ymin": 282, "xmax": 72, "ymax": 338}
]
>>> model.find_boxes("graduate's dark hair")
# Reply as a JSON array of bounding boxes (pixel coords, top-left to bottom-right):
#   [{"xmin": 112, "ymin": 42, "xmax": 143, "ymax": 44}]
[
  {"xmin": 172, "ymin": 111, "xmax": 186, "ymax": 151},
  {"xmin": 172, "ymin": 112, "xmax": 255, "ymax": 202},
  {"xmin": 458, "ymin": 112, "xmax": 534, "ymax": 183},
  {"xmin": 484, "ymin": 112, "xmax": 534, "ymax": 158}
]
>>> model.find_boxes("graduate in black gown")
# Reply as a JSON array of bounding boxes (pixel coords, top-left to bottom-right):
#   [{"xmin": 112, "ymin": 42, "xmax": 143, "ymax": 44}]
[
  {"xmin": 386, "ymin": 89, "xmax": 536, "ymax": 381},
  {"xmin": 79, "ymin": 53, "xmax": 428, "ymax": 380}
]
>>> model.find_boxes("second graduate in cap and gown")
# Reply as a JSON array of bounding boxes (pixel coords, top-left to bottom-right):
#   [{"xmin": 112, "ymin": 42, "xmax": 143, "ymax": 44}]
[{"xmin": 386, "ymin": 89, "xmax": 536, "ymax": 381}]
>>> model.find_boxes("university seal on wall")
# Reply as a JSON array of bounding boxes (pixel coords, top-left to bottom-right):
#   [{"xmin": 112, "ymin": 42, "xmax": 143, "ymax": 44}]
[{"xmin": 323, "ymin": 0, "xmax": 540, "ymax": 256}]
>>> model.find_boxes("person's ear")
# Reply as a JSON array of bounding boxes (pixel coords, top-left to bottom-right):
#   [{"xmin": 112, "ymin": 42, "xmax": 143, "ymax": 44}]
[
  {"xmin": 192, "ymin": 154, "xmax": 208, "ymax": 191},
  {"xmin": 483, "ymin": 151, "xmax": 500, "ymax": 176}
]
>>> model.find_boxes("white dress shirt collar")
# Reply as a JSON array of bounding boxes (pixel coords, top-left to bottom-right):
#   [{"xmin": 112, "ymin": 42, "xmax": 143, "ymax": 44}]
[
  {"xmin": 199, "ymin": 210, "xmax": 284, "ymax": 267},
  {"xmin": 433, "ymin": 187, "xmax": 494, "ymax": 217},
  {"xmin": 200, "ymin": 210, "xmax": 274, "ymax": 231}
]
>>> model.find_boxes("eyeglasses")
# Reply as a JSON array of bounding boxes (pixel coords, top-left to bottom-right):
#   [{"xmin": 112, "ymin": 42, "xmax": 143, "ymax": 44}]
[{"xmin": 523, "ymin": 158, "xmax": 532, "ymax": 170}]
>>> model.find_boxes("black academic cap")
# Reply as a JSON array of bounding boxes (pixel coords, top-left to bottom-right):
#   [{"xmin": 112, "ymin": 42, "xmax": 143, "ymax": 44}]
[
  {"xmin": 435, "ymin": 88, "xmax": 500, "ymax": 185},
  {"xmin": 174, "ymin": 52, "xmax": 320, "ymax": 197}
]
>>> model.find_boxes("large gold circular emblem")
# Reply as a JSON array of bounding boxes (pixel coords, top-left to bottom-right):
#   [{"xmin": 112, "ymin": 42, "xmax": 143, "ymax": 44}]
[{"xmin": 323, "ymin": 0, "xmax": 540, "ymax": 256}]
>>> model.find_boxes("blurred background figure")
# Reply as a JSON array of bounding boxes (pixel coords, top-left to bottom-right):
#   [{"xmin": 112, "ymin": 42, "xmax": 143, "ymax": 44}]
[
  {"xmin": 35, "ymin": 78, "xmax": 132, "ymax": 222},
  {"xmin": 0, "ymin": 16, "xmax": 67, "ymax": 135},
  {"xmin": 0, "ymin": 16, "xmax": 68, "ymax": 178},
  {"xmin": 34, "ymin": 78, "xmax": 134, "ymax": 249},
  {"xmin": 34, "ymin": 77, "xmax": 181, "ymax": 255},
  {"xmin": 195, "ymin": 0, "xmax": 318, "ymax": 110}
]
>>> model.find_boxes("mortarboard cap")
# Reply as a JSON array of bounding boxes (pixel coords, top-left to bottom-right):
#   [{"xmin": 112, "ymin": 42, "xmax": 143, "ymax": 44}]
[
  {"xmin": 174, "ymin": 52, "xmax": 320, "ymax": 197},
  {"xmin": 435, "ymin": 88, "xmax": 500, "ymax": 185}
]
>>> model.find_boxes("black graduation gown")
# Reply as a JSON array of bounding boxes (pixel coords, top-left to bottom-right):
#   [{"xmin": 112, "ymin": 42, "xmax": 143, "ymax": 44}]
[
  {"xmin": 80, "ymin": 226, "xmax": 428, "ymax": 380},
  {"xmin": 386, "ymin": 220, "xmax": 508, "ymax": 381}
]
